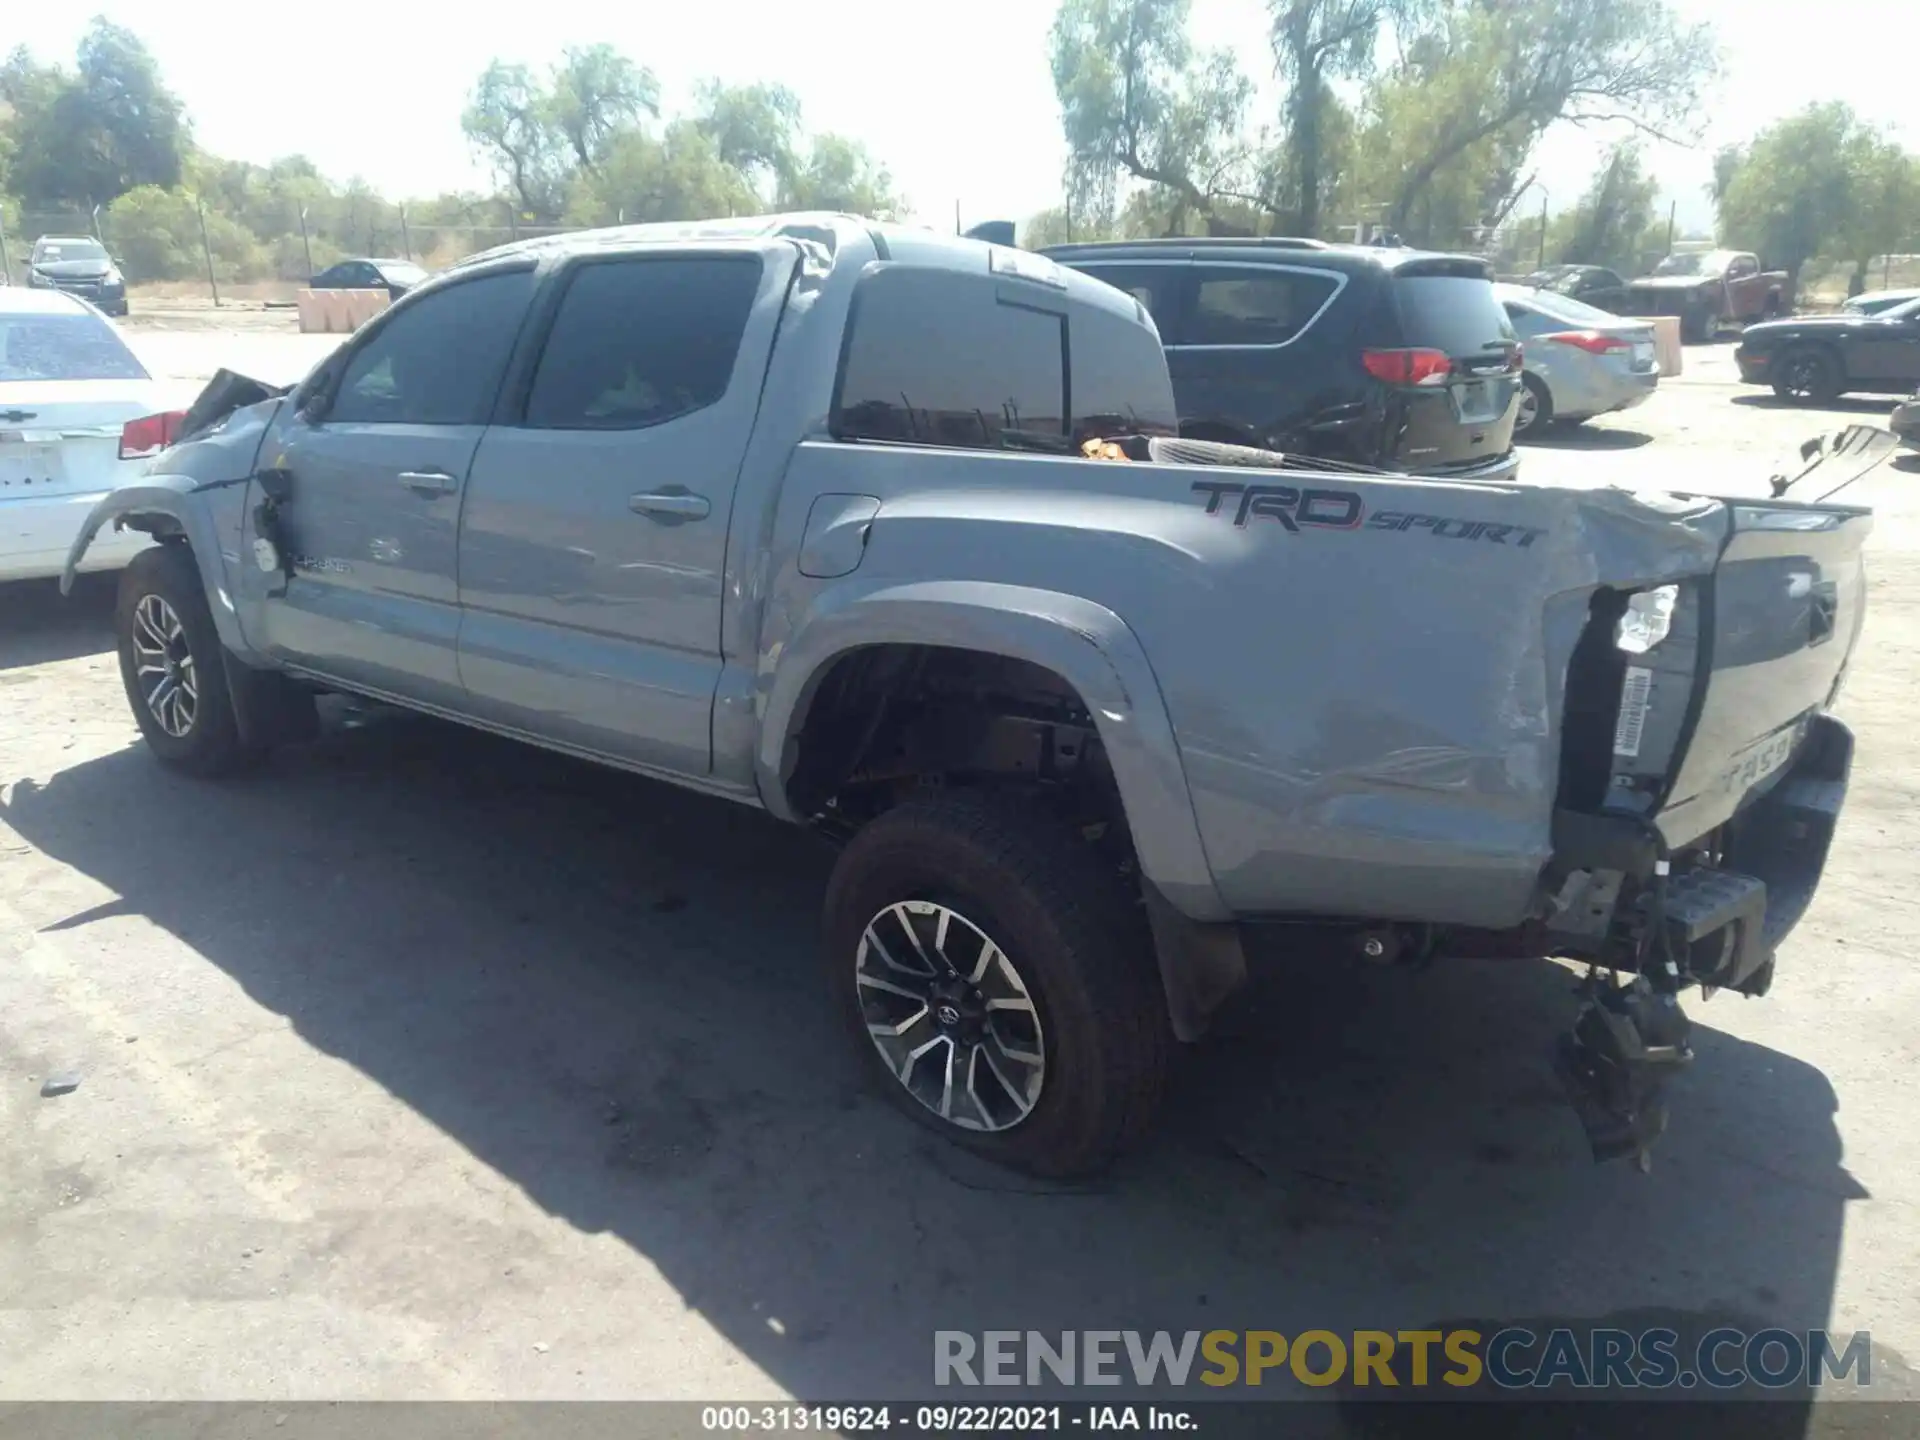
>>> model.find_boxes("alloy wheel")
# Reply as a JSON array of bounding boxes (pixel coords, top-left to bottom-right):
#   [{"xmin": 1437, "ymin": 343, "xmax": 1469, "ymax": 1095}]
[
  {"xmin": 1516, "ymin": 384, "xmax": 1540, "ymax": 431},
  {"xmin": 131, "ymin": 594, "xmax": 199, "ymax": 738},
  {"xmin": 855, "ymin": 900, "xmax": 1046, "ymax": 1132}
]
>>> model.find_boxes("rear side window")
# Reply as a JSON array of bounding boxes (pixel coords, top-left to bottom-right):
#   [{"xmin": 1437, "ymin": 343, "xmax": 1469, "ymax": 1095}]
[
  {"xmin": 1392, "ymin": 273, "xmax": 1516, "ymax": 356},
  {"xmin": 835, "ymin": 267, "xmax": 1066, "ymax": 450},
  {"xmin": 1070, "ymin": 264, "xmax": 1183, "ymax": 339},
  {"xmin": 0, "ymin": 313, "xmax": 148, "ymax": 382},
  {"xmin": 1186, "ymin": 268, "xmax": 1339, "ymax": 347},
  {"xmin": 331, "ymin": 268, "xmax": 532, "ymax": 425},
  {"xmin": 524, "ymin": 256, "xmax": 761, "ymax": 430}
]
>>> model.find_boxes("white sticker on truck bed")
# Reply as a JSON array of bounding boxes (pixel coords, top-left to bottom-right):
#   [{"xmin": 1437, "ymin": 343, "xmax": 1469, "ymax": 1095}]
[{"xmin": 1613, "ymin": 666, "xmax": 1654, "ymax": 759}]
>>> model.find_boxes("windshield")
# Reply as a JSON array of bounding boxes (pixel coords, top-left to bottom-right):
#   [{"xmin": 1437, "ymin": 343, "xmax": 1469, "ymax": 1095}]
[
  {"xmin": 33, "ymin": 239, "xmax": 110, "ymax": 265},
  {"xmin": 0, "ymin": 312, "xmax": 149, "ymax": 381},
  {"xmin": 1886, "ymin": 298, "xmax": 1920, "ymax": 321},
  {"xmin": 1653, "ymin": 251, "xmax": 1732, "ymax": 278}
]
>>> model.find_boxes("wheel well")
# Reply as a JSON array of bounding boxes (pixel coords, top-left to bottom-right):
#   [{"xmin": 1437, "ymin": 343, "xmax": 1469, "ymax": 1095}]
[
  {"xmin": 784, "ymin": 644, "xmax": 1131, "ymax": 852},
  {"xmin": 120, "ymin": 510, "xmax": 190, "ymax": 542}
]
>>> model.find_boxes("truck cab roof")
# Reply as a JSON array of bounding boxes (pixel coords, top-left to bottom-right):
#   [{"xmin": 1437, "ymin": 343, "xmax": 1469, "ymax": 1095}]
[{"xmin": 447, "ymin": 212, "xmax": 1157, "ymax": 331}]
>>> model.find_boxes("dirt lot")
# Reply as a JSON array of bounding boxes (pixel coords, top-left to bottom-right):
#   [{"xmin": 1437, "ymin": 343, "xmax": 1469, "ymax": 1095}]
[{"xmin": 4, "ymin": 328, "xmax": 1920, "ymax": 1418}]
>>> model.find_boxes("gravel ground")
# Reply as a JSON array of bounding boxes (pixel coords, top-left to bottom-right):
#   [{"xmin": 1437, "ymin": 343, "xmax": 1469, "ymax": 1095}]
[{"xmin": 4, "ymin": 328, "xmax": 1920, "ymax": 1418}]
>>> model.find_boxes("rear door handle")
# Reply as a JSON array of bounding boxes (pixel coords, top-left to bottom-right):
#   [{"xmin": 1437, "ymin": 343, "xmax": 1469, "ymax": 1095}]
[
  {"xmin": 629, "ymin": 490, "xmax": 710, "ymax": 522},
  {"xmin": 398, "ymin": 469, "xmax": 456, "ymax": 496}
]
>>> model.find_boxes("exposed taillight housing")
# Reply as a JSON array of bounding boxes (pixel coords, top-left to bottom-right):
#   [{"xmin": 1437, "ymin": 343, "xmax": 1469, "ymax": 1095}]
[
  {"xmin": 1361, "ymin": 347, "xmax": 1454, "ymax": 386},
  {"xmin": 119, "ymin": 410, "xmax": 187, "ymax": 461},
  {"xmin": 1545, "ymin": 330, "xmax": 1631, "ymax": 356}
]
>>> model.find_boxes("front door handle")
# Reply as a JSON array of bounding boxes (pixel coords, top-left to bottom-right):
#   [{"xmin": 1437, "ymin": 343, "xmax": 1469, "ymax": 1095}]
[
  {"xmin": 398, "ymin": 469, "xmax": 456, "ymax": 496},
  {"xmin": 629, "ymin": 490, "xmax": 710, "ymax": 522}
]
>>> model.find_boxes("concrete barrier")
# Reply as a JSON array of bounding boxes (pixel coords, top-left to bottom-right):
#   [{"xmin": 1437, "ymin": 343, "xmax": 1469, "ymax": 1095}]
[
  {"xmin": 1650, "ymin": 316, "xmax": 1683, "ymax": 378},
  {"xmin": 296, "ymin": 288, "xmax": 390, "ymax": 335}
]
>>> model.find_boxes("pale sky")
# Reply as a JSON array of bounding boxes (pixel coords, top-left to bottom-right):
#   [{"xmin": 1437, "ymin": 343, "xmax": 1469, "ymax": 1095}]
[{"xmin": 9, "ymin": 0, "xmax": 1915, "ymax": 236}]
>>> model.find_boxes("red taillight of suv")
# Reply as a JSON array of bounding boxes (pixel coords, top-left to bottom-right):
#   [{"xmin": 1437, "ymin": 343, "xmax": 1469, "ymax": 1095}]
[
  {"xmin": 1544, "ymin": 330, "xmax": 1631, "ymax": 356},
  {"xmin": 1361, "ymin": 347, "xmax": 1454, "ymax": 387},
  {"xmin": 119, "ymin": 410, "xmax": 187, "ymax": 461}
]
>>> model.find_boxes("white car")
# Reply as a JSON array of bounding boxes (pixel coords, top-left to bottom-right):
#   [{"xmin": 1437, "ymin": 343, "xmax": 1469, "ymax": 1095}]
[{"xmin": 1, "ymin": 288, "xmax": 177, "ymax": 583}]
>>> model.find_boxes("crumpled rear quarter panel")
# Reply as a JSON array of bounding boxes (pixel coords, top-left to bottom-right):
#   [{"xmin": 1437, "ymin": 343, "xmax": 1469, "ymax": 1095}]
[
  {"xmin": 803, "ymin": 444, "xmax": 1730, "ymax": 930},
  {"xmin": 1150, "ymin": 481, "xmax": 1728, "ymax": 926}
]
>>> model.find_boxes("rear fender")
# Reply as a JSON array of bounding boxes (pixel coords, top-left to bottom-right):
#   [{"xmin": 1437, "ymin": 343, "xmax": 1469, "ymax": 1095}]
[
  {"xmin": 762, "ymin": 579, "xmax": 1239, "ymax": 1037},
  {"xmin": 60, "ymin": 479, "xmax": 249, "ymax": 655},
  {"xmin": 762, "ymin": 580, "xmax": 1229, "ymax": 923}
]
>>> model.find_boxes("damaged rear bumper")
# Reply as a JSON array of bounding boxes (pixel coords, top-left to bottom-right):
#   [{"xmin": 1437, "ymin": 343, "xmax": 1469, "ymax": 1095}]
[{"xmin": 1545, "ymin": 713, "xmax": 1852, "ymax": 1163}]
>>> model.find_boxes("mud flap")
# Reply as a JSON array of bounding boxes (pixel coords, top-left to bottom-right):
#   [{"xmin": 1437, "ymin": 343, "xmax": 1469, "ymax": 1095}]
[
  {"xmin": 222, "ymin": 652, "xmax": 318, "ymax": 748},
  {"xmin": 1141, "ymin": 881, "xmax": 1249, "ymax": 1041}
]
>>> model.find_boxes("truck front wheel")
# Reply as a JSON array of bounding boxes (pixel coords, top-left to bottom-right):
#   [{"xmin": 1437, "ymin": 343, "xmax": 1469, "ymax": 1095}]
[
  {"xmin": 823, "ymin": 793, "xmax": 1170, "ymax": 1177},
  {"xmin": 115, "ymin": 543, "xmax": 253, "ymax": 776}
]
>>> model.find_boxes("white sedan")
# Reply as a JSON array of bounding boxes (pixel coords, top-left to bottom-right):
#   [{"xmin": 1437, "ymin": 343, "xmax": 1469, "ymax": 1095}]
[{"xmin": 1, "ymin": 288, "xmax": 181, "ymax": 583}]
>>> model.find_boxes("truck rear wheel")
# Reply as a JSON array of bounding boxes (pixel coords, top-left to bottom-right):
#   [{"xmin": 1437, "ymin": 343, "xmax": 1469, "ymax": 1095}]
[
  {"xmin": 823, "ymin": 792, "xmax": 1169, "ymax": 1177},
  {"xmin": 115, "ymin": 544, "xmax": 254, "ymax": 777}
]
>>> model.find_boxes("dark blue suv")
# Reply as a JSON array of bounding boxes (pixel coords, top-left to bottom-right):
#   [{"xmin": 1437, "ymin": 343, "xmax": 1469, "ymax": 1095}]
[{"xmin": 1044, "ymin": 238, "xmax": 1523, "ymax": 478}]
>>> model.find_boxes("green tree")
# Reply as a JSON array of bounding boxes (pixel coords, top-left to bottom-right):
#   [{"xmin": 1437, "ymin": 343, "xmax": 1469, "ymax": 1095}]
[
  {"xmin": 549, "ymin": 44, "xmax": 658, "ymax": 175},
  {"xmin": 1050, "ymin": 0, "xmax": 1255, "ymax": 235},
  {"xmin": 103, "ymin": 183, "xmax": 265, "ymax": 282},
  {"xmin": 565, "ymin": 122, "xmax": 760, "ymax": 226},
  {"xmin": 461, "ymin": 61, "xmax": 568, "ymax": 219},
  {"xmin": 693, "ymin": 81, "xmax": 802, "ymax": 198},
  {"xmin": 1835, "ymin": 137, "xmax": 1918, "ymax": 296},
  {"xmin": 778, "ymin": 134, "xmax": 902, "ymax": 218},
  {"xmin": 1553, "ymin": 143, "xmax": 1658, "ymax": 273},
  {"xmin": 1712, "ymin": 104, "xmax": 1909, "ymax": 289},
  {"xmin": 1270, "ymin": 0, "xmax": 1417, "ymax": 236},
  {"xmin": 1370, "ymin": 0, "xmax": 1715, "ymax": 236},
  {"xmin": 1, "ymin": 23, "xmax": 188, "ymax": 207}
]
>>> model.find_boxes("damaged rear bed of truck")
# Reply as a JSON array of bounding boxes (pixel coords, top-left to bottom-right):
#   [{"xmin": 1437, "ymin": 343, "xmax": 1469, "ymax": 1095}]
[{"xmin": 1075, "ymin": 432, "xmax": 1878, "ymax": 1168}]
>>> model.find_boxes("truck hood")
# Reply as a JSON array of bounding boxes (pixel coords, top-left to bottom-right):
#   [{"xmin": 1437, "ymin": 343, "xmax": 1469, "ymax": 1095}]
[{"xmin": 1628, "ymin": 275, "xmax": 1721, "ymax": 291}]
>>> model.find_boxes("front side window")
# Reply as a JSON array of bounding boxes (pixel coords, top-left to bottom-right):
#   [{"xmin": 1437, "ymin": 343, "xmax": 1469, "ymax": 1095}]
[
  {"xmin": 1186, "ymin": 268, "xmax": 1339, "ymax": 347},
  {"xmin": 522, "ymin": 256, "xmax": 762, "ymax": 430},
  {"xmin": 834, "ymin": 267, "xmax": 1066, "ymax": 450},
  {"xmin": 329, "ymin": 268, "xmax": 532, "ymax": 425}
]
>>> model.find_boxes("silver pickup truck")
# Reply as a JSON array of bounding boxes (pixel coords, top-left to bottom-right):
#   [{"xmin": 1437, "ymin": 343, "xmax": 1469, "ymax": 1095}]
[{"xmin": 65, "ymin": 213, "xmax": 1875, "ymax": 1176}]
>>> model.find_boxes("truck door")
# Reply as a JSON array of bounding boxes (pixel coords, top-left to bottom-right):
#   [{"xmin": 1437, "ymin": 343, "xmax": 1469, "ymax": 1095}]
[
  {"xmin": 454, "ymin": 241, "xmax": 796, "ymax": 778},
  {"xmin": 244, "ymin": 262, "xmax": 535, "ymax": 708}
]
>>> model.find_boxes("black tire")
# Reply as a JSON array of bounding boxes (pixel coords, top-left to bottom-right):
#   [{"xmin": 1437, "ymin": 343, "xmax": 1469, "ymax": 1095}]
[
  {"xmin": 1681, "ymin": 308, "xmax": 1711, "ymax": 344},
  {"xmin": 1516, "ymin": 373, "xmax": 1553, "ymax": 435},
  {"xmin": 823, "ymin": 792, "xmax": 1170, "ymax": 1177},
  {"xmin": 1771, "ymin": 346, "xmax": 1844, "ymax": 406},
  {"xmin": 115, "ymin": 543, "xmax": 253, "ymax": 776}
]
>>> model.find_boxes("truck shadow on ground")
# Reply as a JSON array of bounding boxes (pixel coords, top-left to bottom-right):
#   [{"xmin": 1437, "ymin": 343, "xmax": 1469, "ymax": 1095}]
[
  {"xmin": 0, "ymin": 703, "xmax": 1885, "ymax": 1423},
  {"xmin": 0, "ymin": 575, "xmax": 117, "ymax": 672}
]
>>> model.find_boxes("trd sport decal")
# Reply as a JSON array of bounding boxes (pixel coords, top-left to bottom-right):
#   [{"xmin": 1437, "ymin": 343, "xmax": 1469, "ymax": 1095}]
[{"xmin": 1190, "ymin": 481, "xmax": 1547, "ymax": 547}]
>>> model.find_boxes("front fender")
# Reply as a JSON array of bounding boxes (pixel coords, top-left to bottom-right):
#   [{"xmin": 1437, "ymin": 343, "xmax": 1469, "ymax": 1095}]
[
  {"xmin": 60, "ymin": 481, "xmax": 249, "ymax": 655},
  {"xmin": 758, "ymin": 578, "xmax": 1230, "ymax": 924}
]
